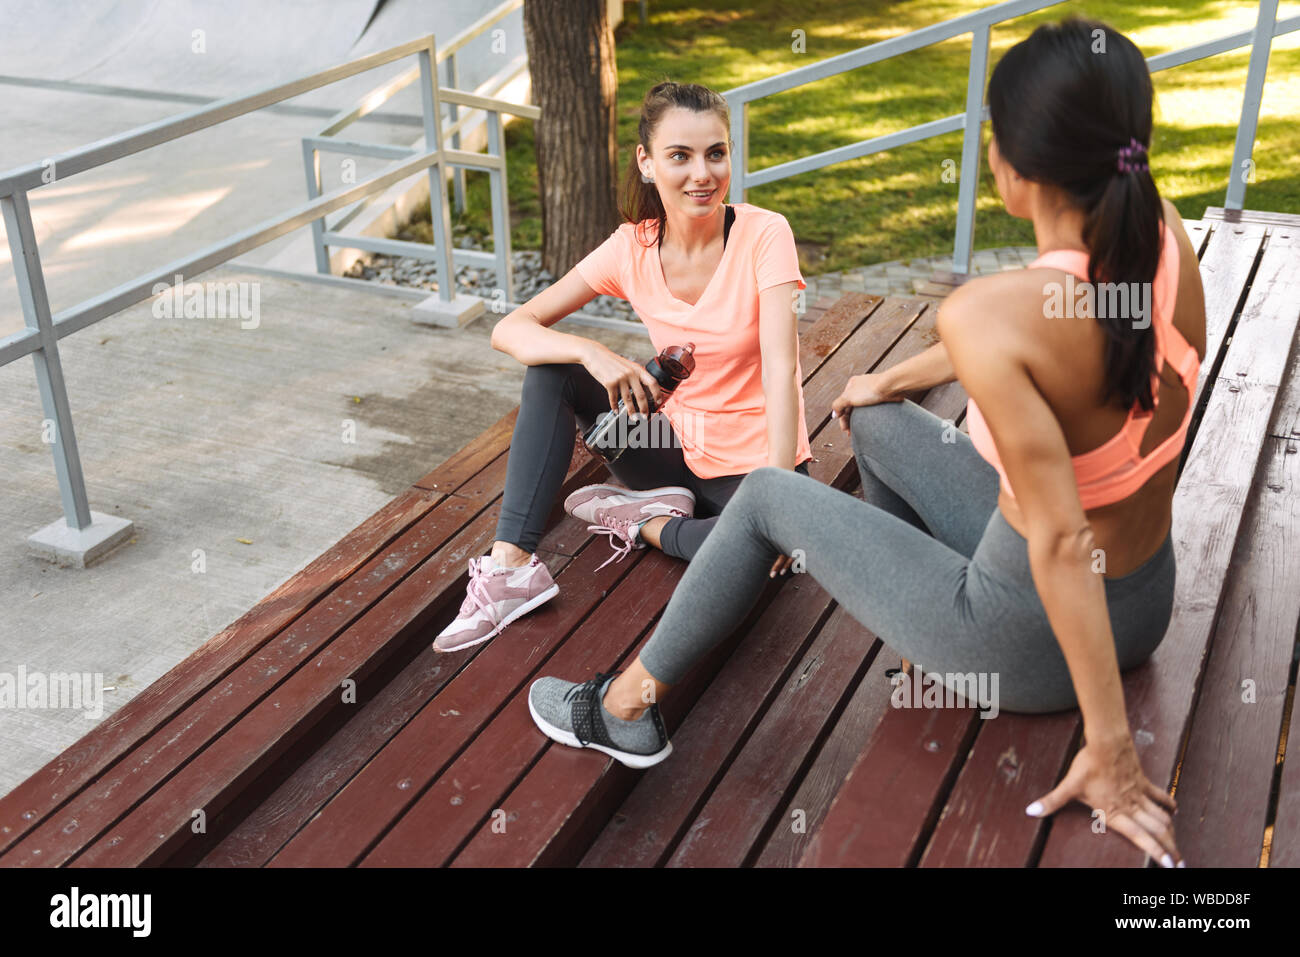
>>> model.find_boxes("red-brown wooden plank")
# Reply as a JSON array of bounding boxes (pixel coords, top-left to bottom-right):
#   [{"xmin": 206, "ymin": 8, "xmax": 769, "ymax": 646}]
[
  {"xmin": 799, "ymin": 703, "xmax": 979, "ymax": 867},
  {"xmin": 750, "ymin": 649, "xmax": 893, "ymax": 867},
  {"xmin": 1203, "ymin": 207, "xmax": 1300, "ymax": 228},
  {"xmin": 664, "ymin": 605, "xmax": 879, "ymax": 867},
  {"xmin": 358, "ymin": 551, "xmax": 691, "ymax": 866},
  {"xmin": 917, "ymin": 712, "xmax": 1078, "ymax": 866},
  {"xmin": 1172, "ymin": 433, "xmax": 1300, "ymax": 866},
  {"xmin": 1191, "ymin": 221, "xmax": 1267, "ymax": 410}
]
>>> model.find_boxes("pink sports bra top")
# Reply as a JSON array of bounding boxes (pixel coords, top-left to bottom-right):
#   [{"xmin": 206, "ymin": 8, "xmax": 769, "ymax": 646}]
[{"xmin": 964, "ymin": 220, "xmax": 1201, "ymax": 510}]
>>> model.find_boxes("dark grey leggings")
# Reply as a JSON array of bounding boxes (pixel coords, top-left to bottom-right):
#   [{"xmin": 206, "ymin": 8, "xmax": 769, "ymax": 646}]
[
  {"xmin": 495, "ymin": 362, "xmax": 809, "ymax": 561},
  {"xmin": 637, "ymin": 399, "xmax": 1177, "ymax": 713}
]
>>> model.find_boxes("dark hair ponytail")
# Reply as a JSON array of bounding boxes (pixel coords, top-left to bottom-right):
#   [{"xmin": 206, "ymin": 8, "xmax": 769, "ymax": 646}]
[
  {"xmin": 988, "ymin": 17, "xmax": 1165, "ymax": 413},
  {"xmin": 621, "ymin": 80, "xmax": 731, "ymax": 248}
]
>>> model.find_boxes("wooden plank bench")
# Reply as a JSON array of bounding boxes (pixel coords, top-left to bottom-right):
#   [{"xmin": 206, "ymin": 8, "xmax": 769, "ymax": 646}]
[{"xmin": 3, "ymin": 211, "xmax": 1296, "ymax": 868}]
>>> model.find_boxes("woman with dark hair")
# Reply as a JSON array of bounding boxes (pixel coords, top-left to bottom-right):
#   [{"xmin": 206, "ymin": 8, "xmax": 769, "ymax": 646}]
[
  {"xmin": 529, "ymin": 17, "xmax": 1203, "ymax": 867},
  {"xmin": 434, "ymin": 81, "xmax": 814, "ymax": 653}
]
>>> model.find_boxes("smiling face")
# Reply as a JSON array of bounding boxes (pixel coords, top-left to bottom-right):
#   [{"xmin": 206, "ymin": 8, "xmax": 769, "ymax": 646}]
[{"xmin": 637, "ymin": 106, "xmax": 731, "ymax": 223}]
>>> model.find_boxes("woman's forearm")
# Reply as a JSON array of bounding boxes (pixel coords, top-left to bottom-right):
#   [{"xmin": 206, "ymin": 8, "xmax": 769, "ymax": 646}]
[
  {"xmin": 491, "ymin": 309, "xmax": 598, "ymax": 367},
  {"xmin": 763, "ymin": 362, "xmax": 801, "ymax": 469},
  {"xmin": 1027, "ymin": 532, "xmax": 1131, "ymax": 746},
  {"xmin": 879, "ymin": 341, "xmax": 957, "ymax": 397}
]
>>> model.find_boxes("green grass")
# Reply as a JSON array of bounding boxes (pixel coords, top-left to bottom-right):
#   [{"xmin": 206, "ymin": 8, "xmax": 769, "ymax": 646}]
[{"xmin": 415, "ymin": 0, "xmax": 1300, "ymax": 276}]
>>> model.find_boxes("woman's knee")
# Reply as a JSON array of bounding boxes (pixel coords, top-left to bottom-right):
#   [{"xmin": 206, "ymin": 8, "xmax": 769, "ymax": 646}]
[
  {"xmin": 521, "ymin": 362, "xmax": 584, "ymax": 403},
  {"xmin": 848, "ymin": 400, "xmax": 929, "ymax": 456}
]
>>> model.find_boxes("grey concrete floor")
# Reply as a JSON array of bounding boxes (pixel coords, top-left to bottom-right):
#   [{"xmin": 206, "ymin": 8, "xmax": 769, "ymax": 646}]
[{"xmin": 0, "ymin": 265, "xmax": 649, "ymax": 798}]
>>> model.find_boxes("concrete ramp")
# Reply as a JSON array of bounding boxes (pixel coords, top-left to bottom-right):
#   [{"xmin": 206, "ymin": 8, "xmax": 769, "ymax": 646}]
[{"xmin": 0, "ymin": 0, "xmax": 381, "ymax": 96}]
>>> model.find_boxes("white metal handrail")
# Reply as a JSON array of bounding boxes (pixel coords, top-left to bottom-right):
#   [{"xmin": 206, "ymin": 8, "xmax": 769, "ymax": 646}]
[
  {"xmin": 0, "ymin": 30, "xmax": 532, "ymax": 557},
  {"xmin": 302, "ymin": 0, "xmax": 532, "ymax": 301},
  {"xmin": 725, "ymin": 0, "xmax": 1299, "ymax": 273}
]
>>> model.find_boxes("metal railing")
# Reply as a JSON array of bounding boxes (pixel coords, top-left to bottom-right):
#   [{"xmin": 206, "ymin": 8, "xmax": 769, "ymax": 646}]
[
  {"xmin": 303, "ymin": 0, "xmax": 532, "ymax": 302},
  {"xmin": 0, "ymin": 30, "xmax": 535, "ymax": 554},
  {"xmin": 725, "ymin": 0, "xmax": 1300, "ymax": 273}
]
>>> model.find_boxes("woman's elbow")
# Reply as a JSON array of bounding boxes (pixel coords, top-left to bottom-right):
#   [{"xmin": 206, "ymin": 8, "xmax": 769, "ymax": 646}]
[{"xmin": 490, "ymin": 314, "xmax": 516, "ymax": 355}]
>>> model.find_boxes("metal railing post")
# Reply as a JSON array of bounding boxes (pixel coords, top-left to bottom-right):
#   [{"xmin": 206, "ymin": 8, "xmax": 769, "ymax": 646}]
[
  {"xmin": 446, "ymin": 52, "xmax": 467, "ymax": 213},
  {"xmin": 952, "ymin": 24, "xmax": 990, "ymax": 275},
  {"xmin": 1225, "ymin": 0, "xmax": 1278, "ymax": 210},
  {"xmin": 302, "ymin": 141, "xmax": 331, "ymax": 273},
  {"xmin": 2, "ymin": 190, "xmax": 94, "ymax": 531},
  {"xmin": 729, "ymin": 98, "xmax": 747, "ymax": 203},
  {"xmin": 487, "ymin": 110, "xmax": 514, "ymax": 302},
  {"xmin": 418, "ymin": 42, "xmax": 457, "ymax": 302}
]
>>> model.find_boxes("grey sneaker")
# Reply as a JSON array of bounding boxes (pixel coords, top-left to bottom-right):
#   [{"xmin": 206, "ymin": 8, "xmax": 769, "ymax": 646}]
[{"xmin": 528, "ymin": 671, "xmax": 672, "ymax": 769}]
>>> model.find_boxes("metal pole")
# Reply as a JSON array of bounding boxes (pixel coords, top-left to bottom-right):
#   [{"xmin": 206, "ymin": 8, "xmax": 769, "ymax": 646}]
[
  {"xmin": 418, "ymin": 42, "xmax": 456, "ymax": 302},
  {"xmin": 2, "ymin": 190, "xmax": 94, "ymax": 530},
  {"xmin": 729, "ymin": 98, "xmax": 748, "ymax": 203},
  {"xmin": 1225, "ymin": 0, "xmax": 1278, "ymax": 210},
  {"xmin": 447, "ymin": 52, "xmax": 467, "ymax": 214},
  {"xmin": 952, "ymin": 24, "xmax": 989, "ymax": 274},
  {"xmin": 487, "ymin": 110, "xmax": 513, "ymax": 302},
  {"xmin": 301, "ymin": 140, "xmax": 330, "ymax": 273}
]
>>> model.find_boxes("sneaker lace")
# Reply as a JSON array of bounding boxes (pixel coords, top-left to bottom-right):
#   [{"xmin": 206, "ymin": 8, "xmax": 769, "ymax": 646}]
[
  {"xmin": 587, "ymin": 516, "xmax": 638, "ymax": 571},
  {"xmin": 460, "ymin": 557, "xmax": 499, "ymax": 626},
  {"xmin": 586, "ymin": 506, "xmax": 687, "ymax": 572}
]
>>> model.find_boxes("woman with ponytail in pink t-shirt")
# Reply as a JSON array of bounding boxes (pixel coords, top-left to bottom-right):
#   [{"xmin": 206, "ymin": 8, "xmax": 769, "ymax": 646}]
[{"xmin": 434, "ymin": 81, "xmax": 813, "ymax": 654}]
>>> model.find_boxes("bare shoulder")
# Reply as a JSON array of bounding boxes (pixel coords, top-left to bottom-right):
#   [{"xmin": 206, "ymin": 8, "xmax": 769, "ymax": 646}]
[{"xmin": 937, "ymin": 269, "xmax": 1047, "ymax": 355}]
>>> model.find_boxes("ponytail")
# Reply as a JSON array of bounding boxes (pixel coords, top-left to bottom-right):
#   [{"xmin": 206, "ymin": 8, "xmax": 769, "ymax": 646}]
[{"xmin": 988, "ymin": 17, "xmax": 1165, "ymax": 412}]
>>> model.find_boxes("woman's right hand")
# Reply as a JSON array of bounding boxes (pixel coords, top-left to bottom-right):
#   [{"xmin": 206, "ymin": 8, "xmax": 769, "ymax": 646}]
[
  {"xmin": 831, "ymin": 373, "xmax": 900, "ymax": 433},
  {"xmin": 582, "ymin": 342, "xmax": 663, "ymax": 416}
]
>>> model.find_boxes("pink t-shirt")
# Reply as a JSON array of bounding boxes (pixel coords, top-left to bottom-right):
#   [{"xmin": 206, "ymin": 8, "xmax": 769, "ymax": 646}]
[{"xmin": 574, "ymin": 203, "xmax": 814, "ymax": 479}]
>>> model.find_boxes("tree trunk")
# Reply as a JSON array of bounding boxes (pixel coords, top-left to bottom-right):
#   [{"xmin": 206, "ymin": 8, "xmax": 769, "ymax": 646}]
[{"xmin": 523, "ymin": 0, "xmax": 620, "ymax": 277}]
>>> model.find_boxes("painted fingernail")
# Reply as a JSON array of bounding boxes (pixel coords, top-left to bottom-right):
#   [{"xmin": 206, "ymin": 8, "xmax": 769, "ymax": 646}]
[
  {"xmin": 1025, "ymin": 801, "xmax": 1043, "ymax": 817},
  {"xmin": 1176, "ymin": 860, "xmax": 1186, "ymax": 868},
  {"xmin": 1161, "ymin": 854, "xmax": 1174, "ymax": 868},
  {"xmin": 831, "ymin": 409, "xmax": 838, "ymax": 418}
]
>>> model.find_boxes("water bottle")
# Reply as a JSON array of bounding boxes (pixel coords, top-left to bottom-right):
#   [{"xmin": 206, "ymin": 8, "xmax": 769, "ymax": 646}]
[{"xmin": 583, "ymin": 342, "xmax": 696, "ymax": 464}]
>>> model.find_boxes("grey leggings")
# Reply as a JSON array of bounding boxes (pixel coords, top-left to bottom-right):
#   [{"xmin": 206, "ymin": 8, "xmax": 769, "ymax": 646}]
[
  {"xmin": 638, "ymin": 398, "xmax": 1177, "ymax": 713},
  {"xmin": 495, "ymin": 362, "xmax": 809, "ymax": 561}
]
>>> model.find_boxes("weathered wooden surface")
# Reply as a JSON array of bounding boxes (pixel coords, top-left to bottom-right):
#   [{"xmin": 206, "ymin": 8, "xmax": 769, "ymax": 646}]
[{"xmin": 5, "ymin": 214, "xmax": 1297, "ymax": 869}]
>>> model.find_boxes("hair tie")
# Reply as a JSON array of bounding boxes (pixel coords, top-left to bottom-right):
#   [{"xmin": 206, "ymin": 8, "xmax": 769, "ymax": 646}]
[{"xmin": 1116, "ymin": 137, "xmax": 1149, "ymax": 175}]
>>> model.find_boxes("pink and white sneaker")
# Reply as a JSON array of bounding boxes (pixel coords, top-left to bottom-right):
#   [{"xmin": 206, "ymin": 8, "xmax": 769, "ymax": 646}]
[
  {"xmin": 433, "ymin": 553, "xmax": 560, "ymax": 653},
  {"xmin": 563, "ymin": 484, "xmax": 695, "ymax": 571}
]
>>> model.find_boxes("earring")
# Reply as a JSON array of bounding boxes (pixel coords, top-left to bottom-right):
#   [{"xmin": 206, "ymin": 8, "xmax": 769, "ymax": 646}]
[{"xmin": 641, "ymin": 172, "xmax": 654, "ymax": 184}]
